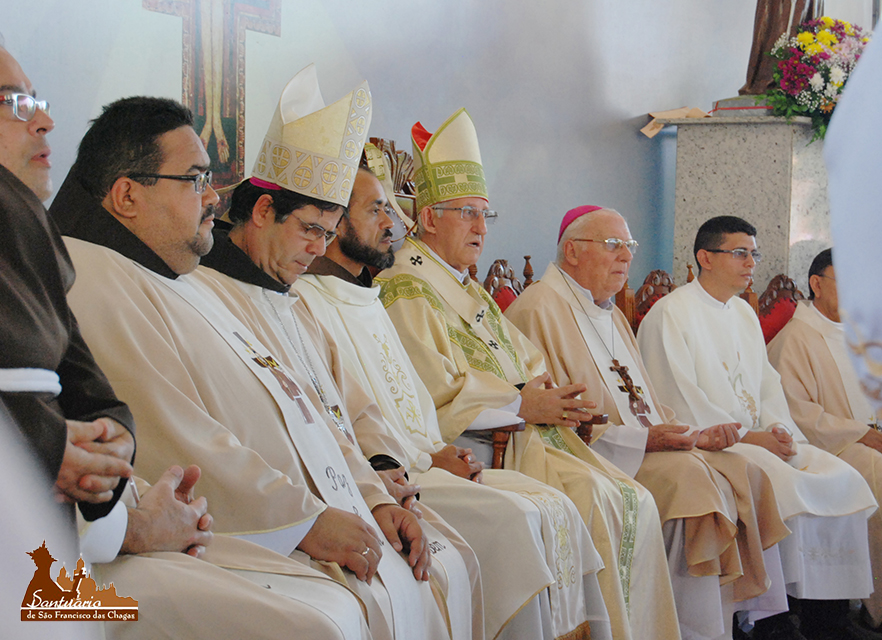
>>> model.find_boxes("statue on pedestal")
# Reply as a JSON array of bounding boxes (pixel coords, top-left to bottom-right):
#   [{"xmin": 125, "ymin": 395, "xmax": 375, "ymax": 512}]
[{"xmin": 740, "ymin": 0, "xmax": 825, "ymax": 95}]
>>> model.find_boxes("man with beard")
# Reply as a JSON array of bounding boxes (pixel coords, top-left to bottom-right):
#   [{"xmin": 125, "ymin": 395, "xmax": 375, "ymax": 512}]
[{"xmin": 292, "ymin": 163, "xmax": 609, "ymax": 640}]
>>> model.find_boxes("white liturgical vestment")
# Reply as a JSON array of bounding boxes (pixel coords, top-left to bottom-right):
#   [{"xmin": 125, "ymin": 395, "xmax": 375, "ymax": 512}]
[
  {"xmin": 378, "ymin": 237, "xmax": 681, "ymax": 640},
  {"xmin": 639, "ymin": 279, "xmax": 876, "ymax": 600},
  {"xmin": 293, "ymin": 262, "xmax": 609, "ymax": 640}
]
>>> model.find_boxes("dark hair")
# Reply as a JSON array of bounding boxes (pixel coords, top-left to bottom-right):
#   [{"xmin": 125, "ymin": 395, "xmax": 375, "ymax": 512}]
[
  {"xmin": 807, "ymin": 247, "xmax": 833, "ymax": 300},
  {"xmin": 693, "ymin": 216, "xmax": 758, "ymax": 268},
  {"xmin": 73, "ymin": 97, "xmax": 194, "ymax": 199},
  {"xmin": 227, "ymin": 179, "xmax": 343, "ymax": 225}
]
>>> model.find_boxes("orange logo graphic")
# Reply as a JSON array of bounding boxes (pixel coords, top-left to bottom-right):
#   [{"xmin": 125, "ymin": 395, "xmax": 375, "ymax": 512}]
[{"xmin": 21, "ymin": 541, "xmax": 138, "ymax": 622}]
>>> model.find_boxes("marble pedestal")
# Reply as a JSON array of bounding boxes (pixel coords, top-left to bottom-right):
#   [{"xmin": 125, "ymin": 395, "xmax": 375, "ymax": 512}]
[{"xmin": 661, "ymin": 115, "xmax": 830, "ymax": 293}]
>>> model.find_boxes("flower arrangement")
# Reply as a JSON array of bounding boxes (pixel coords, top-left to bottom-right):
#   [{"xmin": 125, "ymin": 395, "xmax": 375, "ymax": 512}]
[{"xmin": 762, "ymin": 16, "xmax": 869, "ymax": 141}]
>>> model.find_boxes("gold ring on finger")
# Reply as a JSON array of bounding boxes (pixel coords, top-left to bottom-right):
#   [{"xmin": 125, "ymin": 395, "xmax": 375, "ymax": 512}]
[
  {"xmin": 561, "ymin": 411, "xmax": 569, "ymax": 421},
  {"xmin": 361, "ymin": 547, "xmax": 370, "ymax": 556}
]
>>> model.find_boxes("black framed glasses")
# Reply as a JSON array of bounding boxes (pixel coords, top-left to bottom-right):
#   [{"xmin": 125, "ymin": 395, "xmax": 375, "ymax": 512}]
[
  {"xmin": 128, "ymin": 171, "xmax": 213, "ymax": 194},
  {"xmin": 705, "ymin": 248, "xmax": 762, "ymax": 263},
  {"xmin": 292, "ymin": 213, "xmax": 337, "ymax": 245},
  {"xmin": 431, "ymin": 205, "xmax": 498, "ymax": 221},
  {"xmin": 1, "ymin": 93, "xmax": 50, "ymax": 122},
  {"xmin": 571, "ymin": 237, "xmax": 638, "ymax": 255}
]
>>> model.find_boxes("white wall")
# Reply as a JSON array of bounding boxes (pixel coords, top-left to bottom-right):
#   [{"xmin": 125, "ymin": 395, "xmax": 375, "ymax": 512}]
[{"xmin": 2, "ymin": 0, "xmax": 873, "ymax": 282}]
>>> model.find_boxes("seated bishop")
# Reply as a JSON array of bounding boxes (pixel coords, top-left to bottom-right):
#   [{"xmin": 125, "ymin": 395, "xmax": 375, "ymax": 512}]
[
  {"xmin": 49, "ymin": 89, "xmax": 454, "ymax": 639},
  {"xmin": 192, "ymin": 66, "xmax": 484, "ymax": 640},
  {"xmin": 638, "ymin": 215, "xmax": 877, "ymax": 640},
  {"xmin": 506, "ymin": 205, "xmax": 792, "ymax": 640},
  {"xmin": 289, "ymin": 156, "xmax": 610, "ymax": 640},
  {"xmin": 377, "ymin": 107, "xmax": 681, "ymax": 640},
  {"xmin": 768, "ymin": 248, "xmax": 882, "ymax": 634}
]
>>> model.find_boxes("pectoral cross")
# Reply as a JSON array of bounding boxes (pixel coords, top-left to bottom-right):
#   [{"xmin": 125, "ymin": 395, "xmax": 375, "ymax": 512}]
[{"xmin": 611, "ymin": 359, "xmax": 653, "ymax": 428}]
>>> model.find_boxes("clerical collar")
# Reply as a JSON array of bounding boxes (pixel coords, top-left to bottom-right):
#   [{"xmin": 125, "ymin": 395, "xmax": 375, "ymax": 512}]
[
  {"xmin": 809, "ymin": 300, "xmax": 842, "ymax": 328},
  {"xmin": 557, "ymin": 265, "xmax": 613, "ymax": 310},
  {"xmin": 200, "ymin": 226, "xmax": 289, "ymax": 293},
  {"xmin": 419, "ymin": 241, "xmax": 470, "ymax": 285},
  {"xmin": 691, "ymin": 279, "xmax": 732, "ymax": 310},
  {"xmin": 48, "ymin": 173, "xmax": 179, "ymax": 280},
  {"xmin": 306, "ymin": 255, "xmax": 373, "ymax": 288}
]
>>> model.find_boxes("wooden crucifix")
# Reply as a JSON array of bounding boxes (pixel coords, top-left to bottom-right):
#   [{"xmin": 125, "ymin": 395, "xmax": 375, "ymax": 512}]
[{"xmin": 611, "ymin": 358, "xmax": 654, "ymax": 428}]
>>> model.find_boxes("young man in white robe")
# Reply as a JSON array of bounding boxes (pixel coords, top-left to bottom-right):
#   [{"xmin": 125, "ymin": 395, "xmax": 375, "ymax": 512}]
[
  {"xmin": 287, "ymin": 162, "xmax": 610, "ymax": 640},
  {"xmin": 769, "ymin": 248, "xmax": 882, "ymax": 635},
  {"xmin": 0, "ymin": 46, "xmax": 370, "ymax": 640},
  {"xmin": 49, "ymin": 91, "xmax": 451, "ymax": 640},
  {"xmin": 377, "ymin": 107, "xmax": 682, "ymax": 640},
  {"xmin": 638, "ymin": 215, "xmax": 877, "ymax": 640},
  {"xmin": 506, "ymin": 206, "xmax": 792, "ymax": 640}
]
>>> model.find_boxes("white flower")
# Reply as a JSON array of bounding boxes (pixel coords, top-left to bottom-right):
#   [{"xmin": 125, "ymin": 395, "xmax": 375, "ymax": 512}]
[
  {"xmin": 830, "ymin": 66, "xmax": 846, "ymax": 85},
  {"xmin": 809, "ymin": 73, "xmax": 824, "ymax": 91}
]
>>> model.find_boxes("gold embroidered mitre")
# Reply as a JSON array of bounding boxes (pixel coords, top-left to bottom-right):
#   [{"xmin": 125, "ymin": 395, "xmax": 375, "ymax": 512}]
[
  {"xmin": 411, "ymin": 108, "xmax": 487, "ymax": 212},
  {"xmin": 251, "ymin": 64, "xmax": 372, "ymax": 207}
]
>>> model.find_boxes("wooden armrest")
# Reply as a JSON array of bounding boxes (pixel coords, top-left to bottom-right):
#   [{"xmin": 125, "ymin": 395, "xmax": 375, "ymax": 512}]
[
  {"xmin": 490, "ymin": 422, "xmax": 526, "ymax": 470},
  {"xmin": 576, "ymin": 413, "xmax": 608, "ymax": 447}
]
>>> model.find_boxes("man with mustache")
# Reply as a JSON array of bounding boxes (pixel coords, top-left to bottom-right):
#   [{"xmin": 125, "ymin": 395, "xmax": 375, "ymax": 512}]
[{"xmin": 639, "ymin": 216, "xmax": 878, "ymax": 639}]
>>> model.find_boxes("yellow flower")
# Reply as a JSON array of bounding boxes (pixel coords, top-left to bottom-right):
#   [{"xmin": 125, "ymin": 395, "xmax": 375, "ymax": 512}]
[
  {"xmin": 797, "ymin": 31, "xmax": 816, "ymax": 48},
  {"xmin": 817, "ymin": 29, "xmax": 838, "ymax": 46},
  {"xmin": 805, "ymin": 43, "xmax": 825, "ymax": 56},
  {"xmin": 843, "ymin": 21, "xmax": 854, "ymax": 36},
  {"xmin": 820, "ymin": 16, "xmax": 834, "ymax": 27}
]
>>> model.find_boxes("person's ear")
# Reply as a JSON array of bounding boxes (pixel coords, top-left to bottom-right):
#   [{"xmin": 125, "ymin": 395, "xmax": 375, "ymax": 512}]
[
  {"xmin": 696, "ymin": 249, "xmax": 713, "ymax": 272},
  {"xmin": 250, "ymin": 194, "xmax": 276, "ymax": 228},
  {"xmin": 419, "ymin": 206, "xmax": 438, "ymax": 235},
  {"xmin": 104, "ymin": 177, "xmax": 139, "ymax": 220}
]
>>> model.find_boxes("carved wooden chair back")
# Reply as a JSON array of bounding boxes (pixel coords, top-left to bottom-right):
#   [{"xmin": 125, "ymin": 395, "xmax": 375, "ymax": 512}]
[
  {"xmin": 633, "ymin": 269, "xmax": 677, "ymax": 332},
  {"xmin": 758, "ymin": 274, "xmax": 805, "ymax": 343}
]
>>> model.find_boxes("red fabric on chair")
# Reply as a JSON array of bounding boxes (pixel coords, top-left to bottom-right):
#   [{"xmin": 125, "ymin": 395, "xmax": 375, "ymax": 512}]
[
  {"xmin": 493, "ymin": 286, "xmax": 518, "ymax": 313},
  {"xmin": 760, "ymin": 297, "xmax": 798, "ymax": 344}
]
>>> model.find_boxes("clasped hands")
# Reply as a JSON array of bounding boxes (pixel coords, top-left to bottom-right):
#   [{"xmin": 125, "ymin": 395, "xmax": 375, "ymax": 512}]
[{"xmin": 55, "ymin": 417, "xmax": 135, "ymax": 505}]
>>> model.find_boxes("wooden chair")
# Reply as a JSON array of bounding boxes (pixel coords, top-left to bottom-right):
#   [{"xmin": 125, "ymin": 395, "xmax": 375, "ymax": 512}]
[
  {"xmin": 615, "ymin": 280, "xmax": 637, "ymax": 333},
  {"xmin": 739, "ymin": 278, "xmax": 759, "ymax": 314},
  {"xmin": 758, "ymin": 274, "xmax": 804, "ymax": 343},
  {"xmin": 633, "ymin": 270, "xmax": 677, "ymax": 333},
  {"xmin": 364, "ymin": 137, "xmax": 416, "ymax": 221}
]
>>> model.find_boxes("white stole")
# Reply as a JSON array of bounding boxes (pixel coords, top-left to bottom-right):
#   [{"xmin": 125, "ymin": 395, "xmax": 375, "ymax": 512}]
[
  {"xmin": 795, "ymin": 301, "xmax": 878, "ymax": 425},
  {"xmin": 148, "ymin": 268, "xmax": 427, "ymax": 640}
]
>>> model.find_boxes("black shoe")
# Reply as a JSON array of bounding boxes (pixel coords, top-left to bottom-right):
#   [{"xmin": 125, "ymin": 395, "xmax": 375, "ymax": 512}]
[{"xmin": 753, "ymin": 613, "xmax": 809, "ymax": 640}]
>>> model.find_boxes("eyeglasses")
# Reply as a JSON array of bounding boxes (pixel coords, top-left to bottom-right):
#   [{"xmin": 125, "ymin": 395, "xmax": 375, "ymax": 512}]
[
  {"xmin": 293, "ymin": 213, "xmax": 337, "ymax": 244},
  {"xmin": 128, "ymin": 171, "xmax": 213, "ymax": 194},
  {"xmin": 432, "ymin": 205, "xmax": 498, "ymax": 221},
  {"xmin": 705, "ymin": 248, "xmax": 762, "ymax": 263},
  {"xmin": 571, "ymin": 237, "xmax": 639, "ymax": 255},
  {"xmin": 1, "ymin": 93, "xmax": 50, "ymax": 122}
]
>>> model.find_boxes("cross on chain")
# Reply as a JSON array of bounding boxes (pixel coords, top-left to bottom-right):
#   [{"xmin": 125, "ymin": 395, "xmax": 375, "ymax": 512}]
[{"xmin": 610, "ymin": 358, "xmax": 653, "ymax": 428}]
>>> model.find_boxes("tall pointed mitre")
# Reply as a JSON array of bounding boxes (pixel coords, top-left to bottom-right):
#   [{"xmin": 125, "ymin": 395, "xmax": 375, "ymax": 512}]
[
  {"xmin": 411, "ymin": 108, "xmax": 487, "ymax": 212},
  {"xmin": 251, "ymin": 64, "xmax": 372, "ymax": 207}
]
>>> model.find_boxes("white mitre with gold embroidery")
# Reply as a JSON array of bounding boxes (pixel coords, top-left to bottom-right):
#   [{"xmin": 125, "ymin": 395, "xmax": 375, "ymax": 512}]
[
  {"xmin": 411, "ymin": 108, "xmax": 487, "ymax": 212},
  {"xmin": 251, "ymin": 64, "xmax": 371, "ymax": 206}
]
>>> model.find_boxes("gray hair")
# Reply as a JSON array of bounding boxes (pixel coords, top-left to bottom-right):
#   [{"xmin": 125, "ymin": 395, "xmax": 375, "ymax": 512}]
[{"xmin": 555, "ymin": 208, "xmax": 623, "ymax": 264}]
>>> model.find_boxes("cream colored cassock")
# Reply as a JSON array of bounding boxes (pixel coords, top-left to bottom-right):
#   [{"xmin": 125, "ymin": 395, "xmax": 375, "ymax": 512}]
[
  {"xmin": 378, "ymin": 238, "xmax": 681, "ymax": 640},
  {"xmin": 639, "ymin": 279, "xmax": 877, "ymax": 600},
  {"xmin": 769, "ymin": 300, "xmax": 882, "ymax": 625},
  {"xmin": 507, "ymin": 263, "xmax": 791, "ymax": 639},
  {"xmin": 190, "ymin": 261, "xmax": 479, "ymax": 640},
  {"xmin": 293, "ymin": 263, "xmax": 609, "ymax": 640},
  {"xmin": 64, "ymin": 237, "xmax": 453, "ymax": 640}
]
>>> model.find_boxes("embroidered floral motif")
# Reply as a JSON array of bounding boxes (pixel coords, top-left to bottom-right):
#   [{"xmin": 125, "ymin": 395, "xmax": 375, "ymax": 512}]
[
  {"xmin": 378, "ymin": 274, "xmax": 445, "ymax": 314},
  {"xmin": 616, "ymin": 480, "xmax": 638, "ymax": 618},
  {"xmin": 723, "ymin": 355, "xmax": 759, "ymax": 428},
  {"xmin": 374, "ymin": 334, "xmax": 426, "ymax": 436},
  {"xmin": 516, "ymin": 491, "xmax": 578, "ymax": 590}
]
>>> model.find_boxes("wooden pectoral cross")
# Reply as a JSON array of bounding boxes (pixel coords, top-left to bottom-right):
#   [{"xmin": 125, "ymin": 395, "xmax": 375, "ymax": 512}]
[{"xmin": 611, "ymin": 358, "xmax": 653, "ymax": 428}]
